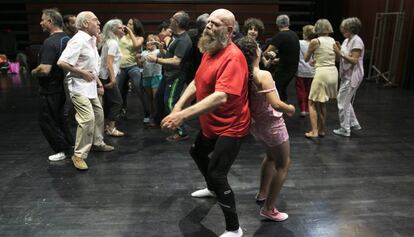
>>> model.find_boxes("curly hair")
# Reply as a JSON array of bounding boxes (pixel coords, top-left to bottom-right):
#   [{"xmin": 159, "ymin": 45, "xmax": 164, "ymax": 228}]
[
  {"xmin": 243, "ymin": 18, "xmax": 265, "ymax": 35},
  {"xmin": 236, "ymin": 36, "xmax": 260, "ymax": 96}
]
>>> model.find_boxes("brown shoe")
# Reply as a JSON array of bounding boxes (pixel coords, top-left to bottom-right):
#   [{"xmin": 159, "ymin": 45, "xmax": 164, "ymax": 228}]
[
  {"xmin": 92, "ymin": 143, "xmax": 114, "ymax": 152},
  {"xmin": 72, "ymin": 155, "xmax": 88, "ymax": 171}
]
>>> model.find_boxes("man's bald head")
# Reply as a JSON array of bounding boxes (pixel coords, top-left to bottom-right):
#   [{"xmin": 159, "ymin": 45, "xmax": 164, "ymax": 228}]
[{"xmin": 210, "ymin": 9, "xmax": 235, "ymax": 28}]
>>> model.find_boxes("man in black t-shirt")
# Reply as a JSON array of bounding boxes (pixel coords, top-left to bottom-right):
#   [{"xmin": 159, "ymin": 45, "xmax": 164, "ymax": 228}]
[
  {"xmin": 263, "ymin": 14, "xmax": 299, "ymax": 101},
  {"xmin": 31, "ymin": 9, "xmax": 74, "ymax": 161},
  {"xmin": 147, "ymin": 11, "xmax": 193, "ymax": 141}
]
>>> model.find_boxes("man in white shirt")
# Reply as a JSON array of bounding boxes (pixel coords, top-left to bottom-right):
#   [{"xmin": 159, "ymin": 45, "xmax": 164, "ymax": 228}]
[{"xmin": 58, "ymin": 11, "xmax": 114, "ymax": 171}]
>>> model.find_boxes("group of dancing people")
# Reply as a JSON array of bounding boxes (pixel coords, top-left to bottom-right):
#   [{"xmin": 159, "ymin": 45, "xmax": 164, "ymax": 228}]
[{"xmin": 31, "ymin": 7, "xmax": 365, "ymax": 237}]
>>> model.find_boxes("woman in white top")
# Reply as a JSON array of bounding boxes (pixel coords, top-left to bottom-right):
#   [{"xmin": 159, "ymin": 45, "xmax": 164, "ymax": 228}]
[
  {"xmin": 98, "ymin": 19, "xmax": 125, "ymax": 136},
  {"xmin": 304, "ymin": 19, "xmax": 338, "ymax": 138},
  {"xmin": 295, "ymin": 25, "xmax": 315, "ymax": 117},
  {"xmin": 332, "ymin": 17, "xmax": 364, "ymax": 137}
]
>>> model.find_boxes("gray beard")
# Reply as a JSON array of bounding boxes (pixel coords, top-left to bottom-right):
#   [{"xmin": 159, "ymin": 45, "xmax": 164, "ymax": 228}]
[{"xmin": 198, "ymin": 30, "xmax": 228, "ymax": 55}]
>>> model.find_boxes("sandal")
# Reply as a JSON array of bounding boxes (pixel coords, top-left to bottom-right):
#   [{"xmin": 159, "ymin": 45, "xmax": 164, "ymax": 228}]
[
  {"xmin": 166, "ymin": 133, "xmax": 189, "ymax": 142},
  {"xmin": 305, "ymin": 131, "xmax": 318, "ymax": 138},
  {"xmin": 106, "ymin": 127, "xmax": 125, "ymax": 137}
]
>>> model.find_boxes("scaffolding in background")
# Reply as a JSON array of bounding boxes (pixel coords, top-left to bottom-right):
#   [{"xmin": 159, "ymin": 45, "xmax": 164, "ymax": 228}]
[{"xmin": 367, "ymin": 0, "xmax": 404, "ymax": 86}]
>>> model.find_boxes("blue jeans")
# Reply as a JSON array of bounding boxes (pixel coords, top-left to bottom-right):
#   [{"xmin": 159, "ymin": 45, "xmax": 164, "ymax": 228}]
[{"xmin": 117, "ymin": 65, "xmax": 149, "ymax": 117}]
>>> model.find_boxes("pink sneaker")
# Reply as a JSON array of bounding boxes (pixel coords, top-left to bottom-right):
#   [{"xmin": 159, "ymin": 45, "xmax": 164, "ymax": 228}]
[{"xmin": 260, "ymin": 207, "xmax": 288, "ymax": 222}]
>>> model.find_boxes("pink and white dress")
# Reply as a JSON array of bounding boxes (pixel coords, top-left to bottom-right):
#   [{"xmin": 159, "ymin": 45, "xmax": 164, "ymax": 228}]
[{"xmin": 250, "ymin": 84, "xmax": 289, "ymax": 147}]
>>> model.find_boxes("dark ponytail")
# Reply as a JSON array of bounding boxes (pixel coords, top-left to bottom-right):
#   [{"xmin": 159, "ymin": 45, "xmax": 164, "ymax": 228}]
[{"xmin": 236, "ymin": 36, "xmax": 259, "ymax": 98}]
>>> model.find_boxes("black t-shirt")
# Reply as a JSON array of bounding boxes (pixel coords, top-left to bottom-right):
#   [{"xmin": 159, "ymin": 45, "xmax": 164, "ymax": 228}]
[
  {"xmin": 269, "ymin": 30, "xmax": 300, "ymax": 68},
  {"xmin": 162, "ymin": 31, "xmax": 192, "ymax": 78},
  {"xmin": 38, "ymin": 32, "xmax": 70, "ymax": 94}
]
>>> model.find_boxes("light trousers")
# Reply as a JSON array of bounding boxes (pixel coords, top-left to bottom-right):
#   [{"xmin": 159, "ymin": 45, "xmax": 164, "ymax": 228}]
[
  {"xmin": 71, "ymin": 95, "xmax": 105, "ymax": 159},
  {"xmin": 337, "ymin": 79, "xmax": 361, "ymax": 130}
]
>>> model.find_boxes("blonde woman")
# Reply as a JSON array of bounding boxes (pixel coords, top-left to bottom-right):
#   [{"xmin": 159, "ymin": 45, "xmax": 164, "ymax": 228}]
[
  {"xmin": 304, "ymin": 19, "xmax": 338, "ymax": 138},
  {"xmin": 295, "ymin": 25, "xmax": 316, "ymax": 117}
]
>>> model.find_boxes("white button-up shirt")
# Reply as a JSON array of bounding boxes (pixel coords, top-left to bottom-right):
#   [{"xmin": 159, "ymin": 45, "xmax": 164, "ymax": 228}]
[{"xmin": 59, "ymin": 30, "xmax": 100, "ymax": 99}]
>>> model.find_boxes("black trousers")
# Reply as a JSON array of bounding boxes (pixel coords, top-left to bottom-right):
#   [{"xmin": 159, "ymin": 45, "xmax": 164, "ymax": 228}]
[
  {"xmin": 190, "ymin": 131, "xmax": 243, "ymax": 231},
  {"xmin": 154, "ymin": 73, "xmax": 187, "ymax": 137},
  {"xmin": 274, "ymin": 65, "xmax": 297, "ymax": 102},
  {"xmin": 38, "ymin": 93, "xmax": 74, "ymax": 156},
  {"xmin": 102, "ymin": 79, "xmax": 123, "ymax": 121}
]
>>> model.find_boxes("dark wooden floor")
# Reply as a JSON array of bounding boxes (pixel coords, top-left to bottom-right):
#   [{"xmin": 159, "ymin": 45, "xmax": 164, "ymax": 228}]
[{"xmin": 1, "ymin": 72, "xmax": 413, "ymax": 237}]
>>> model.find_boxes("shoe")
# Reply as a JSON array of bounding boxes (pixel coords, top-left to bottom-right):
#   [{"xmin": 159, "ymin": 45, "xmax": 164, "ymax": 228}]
[
  {"xmin": 92, "ymin": 143, "xmax": 115, "ymax": 152},
  {"xmin": 305, "ymin": 131, "xmax": 318, "ymax": 138},
  {"xmin": 166, "ymin": 133, "xmax": 189, "ymax": 142},
  {"xmin": 48, "ymin": 152, "xmax": 66, "ymax": 161},
  {"xmin": 300, "ymin": 111, "xmax": 309, "ymax": 117},
  {"xmin": 143, "ymin": 117, "xmax": 150, "ymax": 124},
  {"xmin": 191, "ymin": 188, "xmax": 216, "ymax": 198},
  {"xmin": 71, "ymin": 155, "xmax": 88, "ymax": 171},
  {"xmin": 351, "ymin": 124, "xmax": 362, "ymax": 130},
  {"xmin": 219, "ymin": 227, "xmax": 243, "ymax": 237},
  {"xmin": 106, "ymin": 127, "xmax": 125, "ymax": 137},
  {"xmin": 333, "ymin": 127, "xmax": 350, "ymax": 137},
  {"xmin": 260, "ymin": 207, "xmax": 288, "ymax": 222}
]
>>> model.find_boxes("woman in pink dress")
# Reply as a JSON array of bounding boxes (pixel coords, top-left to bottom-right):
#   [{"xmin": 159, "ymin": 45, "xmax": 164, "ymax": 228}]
[{"xmin": 237, "ymin": 37, "xmax": 295, "ymax": 222}]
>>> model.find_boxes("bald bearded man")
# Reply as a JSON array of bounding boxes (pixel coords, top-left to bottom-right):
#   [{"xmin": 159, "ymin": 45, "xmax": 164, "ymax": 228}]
[{"xmin": 161, "ymin": 9, "xmax": 249, "ymax": 237}]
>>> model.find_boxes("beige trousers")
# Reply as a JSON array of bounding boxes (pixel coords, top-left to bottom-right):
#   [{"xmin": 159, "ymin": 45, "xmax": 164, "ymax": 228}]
[{"xmin": 71, "ymin": 95, "xmax": 105, "ymax": 159}]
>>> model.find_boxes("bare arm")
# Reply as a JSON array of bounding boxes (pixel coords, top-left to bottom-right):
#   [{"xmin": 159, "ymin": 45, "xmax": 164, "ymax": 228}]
[
  {"xmin": 161, "ymin": 89, "xmax": 228, "ymax": 130},
  {"xmin": 31, "ymin": 64, "xmax": 52, "ymax": 77},
  {"xmin": 104, "ymin": 54, "xmax": 117, "ymax": 88},
  {"xmin": 304, "ymin": 39, "xmax": 319, "ymax": 62},
  {"xmin": 256, "ymin": 70, "xmax": 295, "ymax": 116},
  {"xmin": 124, "ymin": 27, "xmax": 144, "ymax": 49},
  {"xmin": 146, "ymin": 54, "xmax": 182, "ymax": 67},
  {"xmin": 341, "ymin": 49, "xmax": 361, "ymax": 65}
]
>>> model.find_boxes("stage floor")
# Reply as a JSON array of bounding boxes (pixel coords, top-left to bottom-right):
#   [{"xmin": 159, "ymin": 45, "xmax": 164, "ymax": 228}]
[{"xmin": 0, "ymin": 72, "xmax": 413, "ymax": 237}]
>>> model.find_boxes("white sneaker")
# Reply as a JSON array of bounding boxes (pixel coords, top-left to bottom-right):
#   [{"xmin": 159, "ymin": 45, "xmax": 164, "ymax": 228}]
[
  {"xmin": 333, "ymin": 128, "xmax": 350, "ymax": 137},
  {"xmin": 191, "ymin": 188, "xmax": 216, "ymax": 198},
  {"xmin": 48, "ymin": 152, "xmax": 66, "ymax": 161},
  {"xmin": 143, "ymin": 117, "xmax": 150, "ymax": 124},
  {"xmin": 220, "ymin": 227, "xmax": 243, "ymax": 237}
]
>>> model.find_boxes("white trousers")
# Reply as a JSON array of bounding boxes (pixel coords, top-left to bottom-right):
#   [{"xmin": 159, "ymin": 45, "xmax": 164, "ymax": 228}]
[{"xmin": 337, "ymin": 79, "xmax": 361, "ymax": 130}]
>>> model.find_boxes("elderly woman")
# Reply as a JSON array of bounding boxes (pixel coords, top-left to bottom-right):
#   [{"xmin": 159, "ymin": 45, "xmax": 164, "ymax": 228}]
[
  {"xmin": 304, "ymin": 19, "xmax": 338, "ymax": 138},
  {"xmin": 332, "ymin": 17, "xmax": 364, "ymax": 137},
  {"xmin": 243, "ymin": 17, "xmax": 265, "ymax": 45},
  {"xmin": 98, "ymin": 19, "xmax": 125, "ymax": 136},
  {"xmin": 296, "ymin": 25, "xmax": 316, "ymax": 117}
]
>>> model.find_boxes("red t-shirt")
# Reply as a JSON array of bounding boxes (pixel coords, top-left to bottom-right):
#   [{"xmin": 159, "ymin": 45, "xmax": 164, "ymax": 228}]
[{"xmin": 195, "ymin": 42, "xmax": 251, "ymax": 138}]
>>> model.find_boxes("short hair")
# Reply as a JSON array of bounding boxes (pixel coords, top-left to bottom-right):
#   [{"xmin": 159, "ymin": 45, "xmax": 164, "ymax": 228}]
[
  {"xmin": 340, "ymin": 17, "xmax": 362, "ymax": 34},
  {"xmin": 76, "ymin": 11, "xmax": 93, "ymax": 30},
  {"xmin": 302, "ymin": 25, "xmax": 316, "ymax": 40},
  {"xmin": 243, "ymin": 18, "xmax": 265, "ymax": 35},
  {"xmin": 42, "ymin": 8, "xmax": 63, "ymax": 28},
  {"xmin": 174, "ymin": 11, "xmax": 190, "ymax": 30},
  {"xmin": 276, "ymin": 14, "xmax": 290, "ymax": 28},
  {"xmin": 314, "ymin": 19, "xmax": 333, "ymax": 35},
  {"xmin": 196, "ymin": 13, "xmax": 209, "ymax": 32}
]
